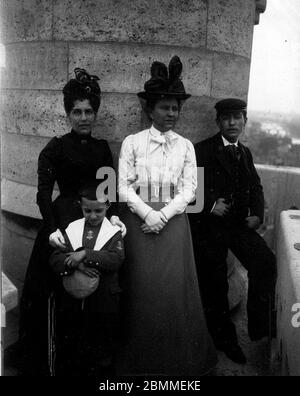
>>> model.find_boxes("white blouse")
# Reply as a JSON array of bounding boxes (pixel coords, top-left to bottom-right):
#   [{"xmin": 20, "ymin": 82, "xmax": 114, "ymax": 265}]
[{"xmin": 118, "ymin": 126, "xmax": 197, "ymax": 220}]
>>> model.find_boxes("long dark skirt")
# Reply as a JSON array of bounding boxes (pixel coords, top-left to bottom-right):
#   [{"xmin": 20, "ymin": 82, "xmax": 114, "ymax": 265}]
[
  {"xmin": 116, "ymin": 204, "xmax": 217, "ymax": 376},
  {"xmin": 17, "ymin": 197, "xmax": 83, "ymax": 376},
  {"xmin": 55, "ymin": 310, "xmax": 119, "ymax": 376},
  {"xmin": 17, "ymin": 228, "xmax": 55, "ymax": 375}
]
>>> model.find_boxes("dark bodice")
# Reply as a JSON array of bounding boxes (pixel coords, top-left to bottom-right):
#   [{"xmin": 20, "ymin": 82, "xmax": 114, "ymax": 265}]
[{"xmin": 37, "ymin": 131, "xmax": 114, "ymax": 234}]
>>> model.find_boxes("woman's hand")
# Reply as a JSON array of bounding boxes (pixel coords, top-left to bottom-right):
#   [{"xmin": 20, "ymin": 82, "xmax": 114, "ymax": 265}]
[
  {"xmin": 49, "ymin": 229, "xmax": 66, "ymax": 249},
  {"xmin": 110, "ymin": 215, "xmax": 127, "ymax": 237},
  {"xmin": 141, "ymin": 210, "xmax": 167, "ymax": 234},
  {"xmin": 64, "ymin": 250, "xmax": 86, "ymax": 269}
]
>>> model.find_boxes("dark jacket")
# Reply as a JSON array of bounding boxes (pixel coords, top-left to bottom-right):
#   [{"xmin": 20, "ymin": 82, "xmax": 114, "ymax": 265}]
[
  {"xmin": 50, "ymin": 223, "xmax": 124, "ymax": 314},
  {"xmin": 36, "ymin": 130, "xmax": 116, "ymax": 235},
  {"xmin": 189, "ymin": 132, "xmax": 264, "ymax": 228}
]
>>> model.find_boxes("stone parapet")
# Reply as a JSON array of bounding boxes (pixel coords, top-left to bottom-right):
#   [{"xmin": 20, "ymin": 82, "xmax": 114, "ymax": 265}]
[
  {"xmin": 256, "ymin": 165, "xmax": 300, "ymax": 248},
  {"xmin": 2, "ymin": 272, "xmax": 18, "ymax": 314},
  {"xmin": 275, "ymin": 210, "xmax": 300, "ymax": 376}
]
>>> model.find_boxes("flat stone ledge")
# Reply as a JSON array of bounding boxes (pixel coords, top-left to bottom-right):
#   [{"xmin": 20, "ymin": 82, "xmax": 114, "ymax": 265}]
[
  {"xmin": 1, "ymin": 178, "xmax": 59, "ymax": 220},
  {"xmin": 2, "ymin": 272, "xmax": 18, "ymax": 313},
  {"xmin": 256, "ymin": 164, "xmax": 300, "ymax": 248}
]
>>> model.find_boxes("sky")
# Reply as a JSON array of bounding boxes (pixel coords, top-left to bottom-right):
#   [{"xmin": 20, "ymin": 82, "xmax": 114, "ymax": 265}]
[{"xmin": 248, "ymin": 0, "xmax": 300, "ymax": 115}]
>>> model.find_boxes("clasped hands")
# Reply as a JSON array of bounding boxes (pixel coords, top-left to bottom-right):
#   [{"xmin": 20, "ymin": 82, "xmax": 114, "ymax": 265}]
[
  {"xmin": 212, "ymin": 198, "xmax": 261, "ymax": 229},
  {"xmin": 64, "ymin": 250, "xmax": 99, "ymax": 278},
  {"xmin": 140, "ymin": 210, "xmax": 168, "ymax": 234}
]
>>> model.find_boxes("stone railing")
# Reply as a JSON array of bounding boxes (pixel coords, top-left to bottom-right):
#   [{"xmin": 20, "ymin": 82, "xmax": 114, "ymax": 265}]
[
  {"xmin": 256, "ymin": 165, "xmax": 300, "ymax": 249},
  {"xmin": 1, "ymin": 272, "xmax": 18, "ymax": 348},
  {"xmin": 274, "ymin": 210, "xmax": 300, "ymax": 376}
]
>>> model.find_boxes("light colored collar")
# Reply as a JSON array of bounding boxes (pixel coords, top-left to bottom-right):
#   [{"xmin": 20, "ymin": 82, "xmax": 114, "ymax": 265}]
[
  {"xmin": 150, "ymin": 125, "xmax": 174, "ymax": 138},
  {"xmin": 65, "ymin": 217, "xmax": 120, "ymax": 251},
  {"xmin": 221, "ymin": 135, "xmax": 239, "ymax": 147}
]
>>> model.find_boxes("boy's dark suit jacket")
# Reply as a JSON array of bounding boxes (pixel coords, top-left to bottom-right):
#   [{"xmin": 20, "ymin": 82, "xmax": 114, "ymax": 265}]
[
  {"xmin": 189, "ymin": 132, "xmax": 264, "ymax": 231},
  {"xmin": 50, "ymin": 231, "xmax": 124, "ymax": 314}
]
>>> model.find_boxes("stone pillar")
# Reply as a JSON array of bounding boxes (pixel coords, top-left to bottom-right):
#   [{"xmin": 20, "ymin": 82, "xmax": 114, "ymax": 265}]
[{"xmin": 0, "ymin": 0, "xmax": 265, "ymax": 299}]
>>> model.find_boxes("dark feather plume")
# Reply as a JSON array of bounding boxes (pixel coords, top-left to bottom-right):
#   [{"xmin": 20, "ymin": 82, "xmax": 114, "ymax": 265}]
[
  {"xmin": 150, "ymin": 61, "xmax": 168, "ymax": 80},
  {"xmin": 168, "ymin": 56, "xmax": 182, "ymax": 82}
]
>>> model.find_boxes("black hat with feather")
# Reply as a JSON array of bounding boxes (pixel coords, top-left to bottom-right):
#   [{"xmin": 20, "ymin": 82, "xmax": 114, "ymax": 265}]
[
  {"xmin": 63, "ymin": 68, "xmax": 101, "ymax": 99},
  {"xmin": 137, "ymin": 56, "xmax": 191, "ymax": 101}
]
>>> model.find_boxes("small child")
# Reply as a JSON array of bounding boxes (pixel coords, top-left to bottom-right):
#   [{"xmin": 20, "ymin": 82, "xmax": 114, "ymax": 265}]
[{"xmin": 49, "ymin": 181, "xmax": 125, "ymax": 376}]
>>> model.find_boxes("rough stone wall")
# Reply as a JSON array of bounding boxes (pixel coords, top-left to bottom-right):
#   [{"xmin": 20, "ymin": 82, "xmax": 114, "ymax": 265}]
[{"xmin": 0, "ymin": 0, "xmax": 257, "ymax": 291}]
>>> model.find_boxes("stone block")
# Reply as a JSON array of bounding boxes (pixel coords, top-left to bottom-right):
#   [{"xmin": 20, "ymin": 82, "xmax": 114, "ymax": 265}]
[
  {"xmin": 69, "ymin": 43, "xmax": 212, "ymax": 97},
  {"xmin": 0, "ymin": 90, "xmax": 67, "ymax": 137},
  {"xmin": 1, "ymin": 132, "xmax": 49, "ymax": 186},
  {"xmin": 1, "ymin": 214, "xmax": 36, "ymax": 286},
  {"xmin": 2, "ymin": 43, "xmax": 68, "ymax": 90},
  {"xmin": 2, "ymin": 272, "xmax": 18, "ymax": 312},
  {"xmin": 1, "ymin": 179, "xmax": 54, "ymax": 220},
  {"xmin": 2, "ymin": 210, "xmax": 41, "ymax": 240},
  {"xmin": 54, "ymin": 0, "xmax": 207, "ymax": 47},
  {"xmin": 256, "ymin": 165, "xmax": 300, "ymax": 248},
  {"xmin": 175, "ymin": 95, "xmax": 219, "ymax": 143},
  {"xmin": 0, "ymin": 0, "xmax": 52, "ymax": 43},
  {"xmin": 93, "ymin": 93, "xmax": 142, "ymax": 142},
  {"xmin": 207, "ymin": 0, "xmax": 255, "ymax": 59},
  {"xmin": 211, "ymin": 53, "xmax": 250, "ymax": 99}
]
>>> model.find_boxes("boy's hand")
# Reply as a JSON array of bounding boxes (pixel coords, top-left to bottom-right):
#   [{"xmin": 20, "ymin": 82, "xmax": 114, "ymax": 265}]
[
  {"xmin": 77, "ymin": 262, "xmax": 99, "ymax": 278},
  {"xmin": 245, "ymin": 216, "xmax": 261, "ymax": 230},
  {"xmin": 64, "ymin": 250, "xmax": 86, "ymax": 269},
  {"xmin": 212, "ymin": 198, "xmax": 231, "ymax": 217}
]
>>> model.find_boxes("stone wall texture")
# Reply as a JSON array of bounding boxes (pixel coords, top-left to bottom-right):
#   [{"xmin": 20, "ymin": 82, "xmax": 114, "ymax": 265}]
[{"xmin": 0, "ymin": 0, "xmax": 258, "ymax": 295}]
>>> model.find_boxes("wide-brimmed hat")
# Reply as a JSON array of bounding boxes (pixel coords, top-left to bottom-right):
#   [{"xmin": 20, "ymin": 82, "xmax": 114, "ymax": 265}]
[
  {"xmin": 137, "ymin": 56, "xmax": 191, "ymax": 101},
  {"xmin": 63, "ymin": 68, "xmax": 101, "ymax": 99}
]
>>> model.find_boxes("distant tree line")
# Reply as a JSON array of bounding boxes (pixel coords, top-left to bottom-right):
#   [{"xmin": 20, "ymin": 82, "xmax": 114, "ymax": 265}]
[{"xmin": 244, "ymin": 120, "xmax": 300, "ymax": 167}]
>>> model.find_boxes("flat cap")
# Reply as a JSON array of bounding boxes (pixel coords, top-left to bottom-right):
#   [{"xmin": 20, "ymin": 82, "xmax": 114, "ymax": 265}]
[{"xmin": 215, "ymin": 98, "xmax": 247, "ymax": 113}]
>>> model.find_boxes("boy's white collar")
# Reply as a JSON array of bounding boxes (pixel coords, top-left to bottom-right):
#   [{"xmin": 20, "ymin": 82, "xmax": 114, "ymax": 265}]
[{"xmin": 65, "ymin": 217, "xmax": 120, "ymax": 251}]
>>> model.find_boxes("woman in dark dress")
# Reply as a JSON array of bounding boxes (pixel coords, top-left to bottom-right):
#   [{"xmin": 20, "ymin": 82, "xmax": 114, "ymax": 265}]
[
  {"xmin": 18, "ymin": 68, "xmax": 125, "ymax": 375},
  {"xmin": 116, "ymin": 56, "xmax": 217, "ymax": 375}
]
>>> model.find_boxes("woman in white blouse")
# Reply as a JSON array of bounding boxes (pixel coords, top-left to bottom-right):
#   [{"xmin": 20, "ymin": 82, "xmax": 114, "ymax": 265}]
[{"xmin": 116, "ymin": 56, "xmax": 217, "ymax": 375}]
